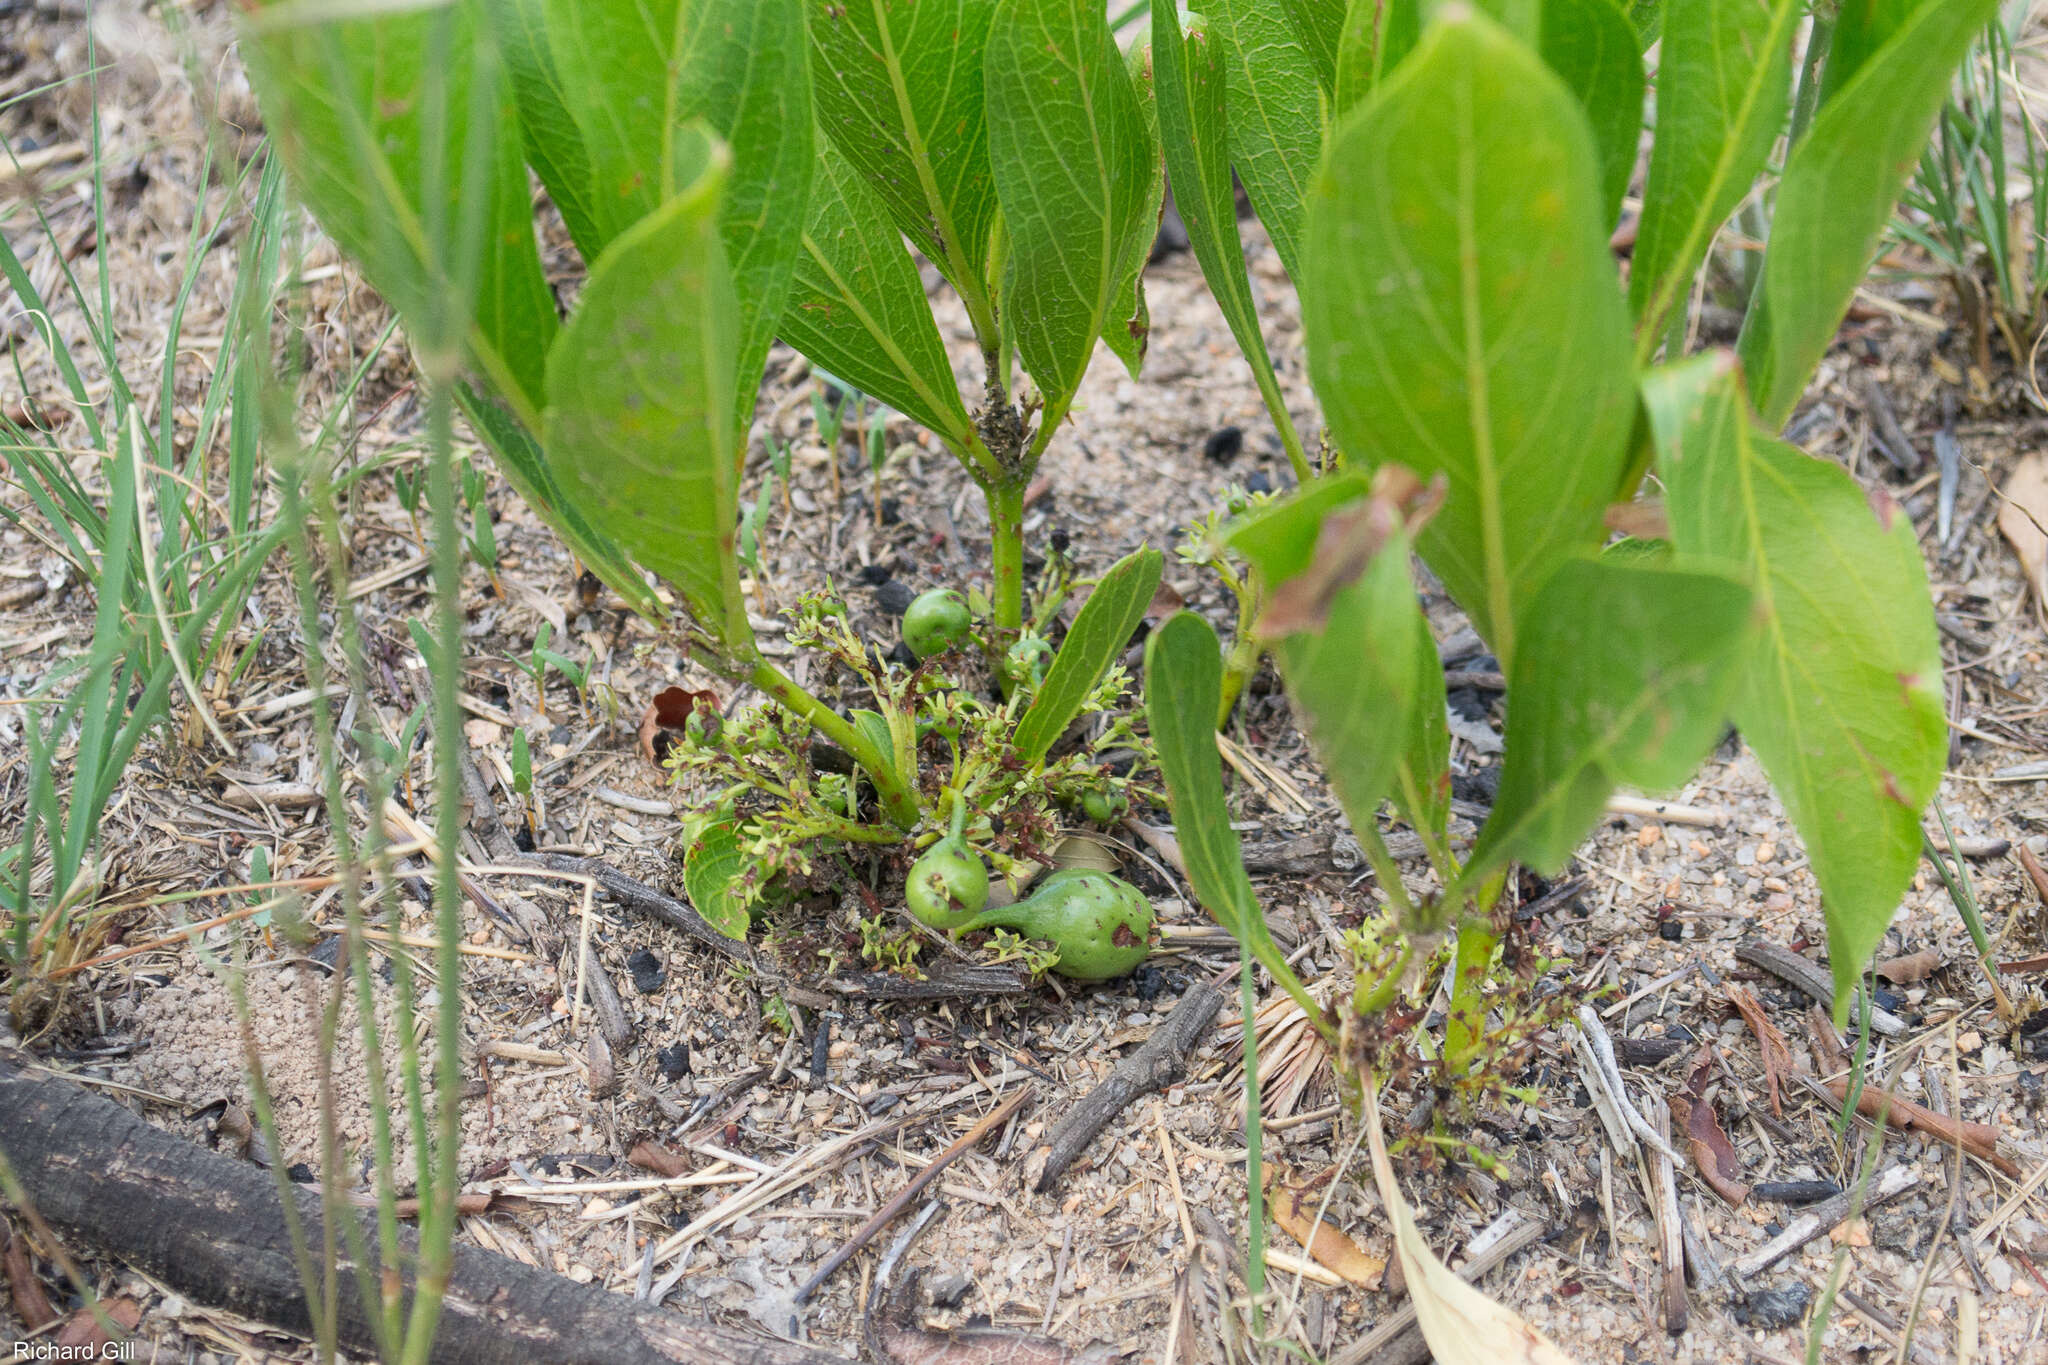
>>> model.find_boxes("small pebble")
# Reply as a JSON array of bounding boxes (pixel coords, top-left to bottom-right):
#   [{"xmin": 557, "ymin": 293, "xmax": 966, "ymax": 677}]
[
  {"xmin": 1734, "ymin": 1282, "xmax": 1810, "ymax": 1330},
  {"xmin": 1202, "ymin": 426, "xmax": 1244, "ymax": 463},
  {"xmin": 656, "ymin": 1042, "xmax": 690, "ymax": 1081},
  {"xmin": 627, "ymin": 947, "xmax": 666, "ymax": 994}
]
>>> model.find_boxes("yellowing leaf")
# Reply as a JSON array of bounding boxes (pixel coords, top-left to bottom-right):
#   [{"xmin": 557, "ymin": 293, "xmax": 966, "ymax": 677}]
[
  {"xmin": 1362, "ymin": 1087, "xmax": 1580, "ymax": 1365},
  {"xmin": 1264, "ymin": 1163, "xmax": 1386, "ymax": 1288}
]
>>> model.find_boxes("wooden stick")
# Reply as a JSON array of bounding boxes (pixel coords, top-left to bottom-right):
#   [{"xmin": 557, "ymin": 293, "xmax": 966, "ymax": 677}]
[
  {"xmin": 1728, "ymin": 1166, "xmax": 1918, "ymax": 1277},
  {"xmin": 1734, "ymin": 941, "xmax": 1906, "ymax": 1036},
  {"xmin": 1032, "ymin": 982, "xmax": 1226, "ymax": 1193},
  {"xmin": 1643, "ymin": 1092, "xmax": 1687, "ymax": 1333},
  {"xmin": 796, "ymin": 1085, "xmax": 1033, "ymax": 1303}
]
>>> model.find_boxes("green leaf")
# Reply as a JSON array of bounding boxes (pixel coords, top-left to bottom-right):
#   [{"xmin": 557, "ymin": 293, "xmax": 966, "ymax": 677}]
[
  {"xmin": 1624, "ymin": 0, "xmax": 1663, "ymax": 44},
  {"xmin": 544, "ymin": 0, "xmax": 813, "ymax": 440},
  {"xmin": 543, "ymin": 148, "xmax": 752, "ymax": 665},
  {"xmin": 1230, "ymin": 481, "xmax": 1448, "ymax": 851},
  {"xmin": 1538, "ymin": 0, "xmax": 1646, "ymax": 231},
  {"xmin": 1100, "ymin": 39, "xmax": 1166, "ymax": 380},
  {"xmin": 849, "ymin": 709, "xmax": 910, "ymax": 785},
  {"xmin": 1737, "ymin": 0, "xmax": 1998, "ymax": 427},
  {"xmin": 1334, "ymin": 0, "xmax": 1421, "ymax": 115},
  {"xmin": 1465, "ymin": 557, "xmax": 1750, "ymax": 880},
  {"xmin": 1208, "ymin": 0, "xmax": 1322, "ymax": 282},
  {"xmin": 985, "ymin": 0, "xmax": 1155, "ymax": 416},
  {"xmin": 1643, "ymin": 352, "xmax": 1946, "ymax": 1014},
  {"xmin": 1627, "ymin": 0, "xmax": 1798, "ymax": 353},
  {"xmin": 1154, "ymin": 9, "xmax": 1283, "ymax": 396},
  {"xmin": 1820, "ymin": 0, "xmax": 1917, "ymax": 107},
  {"xmin": 1303, "ymin": 10, "xmax": 1635, "ymax": 671},
  {"xmin": 1014, "ymin": 546, "xmax": 1163, "ymax": 763},
  {"xmin": 241, "ymin": 2, "xmax": 558, "ymax": 410},
  {"xmin": 481, "ymin": 0, "xmax": 604, "ymax": 260},
  {"xmin": 1278, "ymin": 0, "xmax": 1347, "ymax": 91},
  {"xmin": 684, "ymin": 820, "xmax": 752, "ymax": 939},
  {"xmin": 807, "ymin": 0, "xmax": 1001, "ymax": 322},
  {"xmin": 1144, "ymin": 612, "xmax": 1263, "ymax": 939},
  {"xmin": 780, "ymin": 145, "xmax": 976, "ymax": 451},
  {"xmin": 454, "ymin": 384, "xmax": 660, "ymax": 617}
]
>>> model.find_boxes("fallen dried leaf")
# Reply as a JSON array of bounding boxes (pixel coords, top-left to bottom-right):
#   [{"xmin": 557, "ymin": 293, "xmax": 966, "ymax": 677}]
[
  {"xmin": 1, "ymin": 1216, "xmax": 58, "ymax": 1331},
  {"xmin": 1873, "ymin": 949, "xmax": 1941, "ymax": 984},
  {"xmin": 1823, "ymin": 1077, "xmax": 2016, "ymax": 1175},
  {"xmin": 52, "ymin": 1295, "xmax": 142, "ymax": 1350},
  {"xmin": 1263, "ymin": 1163, "xmax": 1386, "ymax": 1288},
  {"xmin": 2000, "ymin": 452, "xmax": 2048, "ymax": 626},
  {"xmin": 628, "ymin": 1138, "xmax": 690, "ymax": 1178},
  {"xmin": 1361, "ymin": 1088, "xmax": 1577, "ymax": 1365},
  {"xmin": 1725, "ymin": 984, "xmax": 1794, "ymax": 1118},
  {"xmin": 638, "ymin": 686, "xmax": 718, "ymax": 767},
  {"xmin": 1672, "ymin": 1054, "xmax": 1750, "ymax": 1206}
]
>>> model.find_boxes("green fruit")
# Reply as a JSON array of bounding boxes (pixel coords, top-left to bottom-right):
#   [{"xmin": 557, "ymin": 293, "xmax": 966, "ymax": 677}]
[
  {"xmin": 1079, "ymin": 789, "xmax": 1127, "ymax": 824},
  {"xmin": 904, "ymin": 835, "xmax": 990, "ymax": 931},
  {"xmin": 902, "ymin": 589, "xmax": 972, "ymax": 658},
  {"xmin": 957, "ymin": 869, "xmax": 1154, "ymax": 981}
]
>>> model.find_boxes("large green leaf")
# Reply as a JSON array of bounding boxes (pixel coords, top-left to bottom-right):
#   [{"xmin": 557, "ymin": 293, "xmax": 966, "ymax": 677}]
[
  {"xmin": 1738, "ymin": 0, "xmax": 1997, "ymax": 427},
  {"xmin": 1627, "ymin": 0, "xmax": 1798, "ymax": 354},
  {"xmin": 1820, "ymin": 0, "xmax": 1917, "ymax": 107},
  {"xmin": 455, "ymin": 384, "xmax": 659, "ymax": 617},
  {"xmin": 1207, "ymin": 0, "xmax": 1322, "ymax": 283},
  {"xmin": 1144, "ymin": 612, "xmax": 1264, "ymax": 939},
  {"xmin": 241, "ymin": 2, "xmax": 558, "ymax": 411},
  {"xmin": 1230, "ymin": 476, "xmax": 1448, "ymax": 850},
  {"xmin": 1014, "ymin": 547, "xmax": 1163, "ymax": 763},
  {"xmin": 1538, "ymin": 0, "xmax": 1645, "ymax": 232},
  {"xmin": 544, "ymin": 0, "xmax": 812, "ymax": 440},
  {"xmin": 1464, "ymin": 557, "xmax": 1751, "ymax": 881},
  {"xmin": 985, "ymin": 0, "xmax": 1154, "ymax": 416},
  {"xmin": 1334, "ymin": 0, "xmax": 1421, "ymax": 115},
  {"xmin": 806, "ymin": 0, "xmax": 1001, "ymax": 322},
  {"xmin": 1643, "ymin": 353, "xmax": 1946, "ymax": 1014},
  {"xmin": 780, "ymin": 145, "xmax": 976, "ymax": 450},
  {"xmin": 1303, "ymin": 11, "xmax": 1635, "ymax": 672},
  {"xmin": 1100, "ymin": 39, "xmax": 1166, "ymax": 380},
  {"xmin": 482, "ymin": 0, "xmax": 604, "ymax": 260},
  {"xmin": 1278, "ymin": 0, "xmax": 1347, "ymax": 92},
  {"xmin": 684, "ymin": 819, "xmax": 752, "ymax": 939},
  {"xmin": 543, "ymin": 151, "xmax": 752, "ymax": 664},
  {"xmin": 1154, "ymin": 10, "xmax": 1286, "ymax": 407}
]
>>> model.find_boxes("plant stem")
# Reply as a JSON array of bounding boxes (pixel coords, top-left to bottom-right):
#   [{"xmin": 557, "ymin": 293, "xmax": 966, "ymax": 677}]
[
  {"xmin": 1238, "ymin": 947, "xmax": 1268, "ymax": 1339},
  {"xmin": 1442, "ymin": 872, "xmax": 1505, "ymax": 1072},
  {"xmin": 1787, "ymin": 12, "xmax": 1835, "ymax": 152},
  {"xmin": 750, "ymin": 660, "xmax": 923, "ymax": 830},
  {"xmin": 1215, "ymin": 567, "xmax": 1264, "ymax": 728},
  {"xmin": 988, "ymin": 478, "xmax": 1027, "ymax": 634},
  {"xmin": 1249, "ymin": 360, "xmax": 1313, "ymax": 485}
]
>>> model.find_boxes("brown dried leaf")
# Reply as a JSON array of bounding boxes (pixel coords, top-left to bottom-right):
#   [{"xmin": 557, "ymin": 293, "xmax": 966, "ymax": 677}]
[
  {"xmin": 1262, "ymin": 1163, "xmax": 1386, "ymax": 1288},
  {"xmin": 1823, "ymin": 1077, "xmax": 2016, "ymax": 1174},
  {"xmin": 1, "ymin": 1217, "xmax": 58, "ymax": 1331},
  {"xmin": 1603, "ymin": 498, "xmax": 1669, "ymax": 541},
  {"xmin": 1999, "ymin": 452, "xmax": 2048, "ymax": 625},
  {"xmin": 638, "ymin": 686, "xmax": 718, "ymax": 767},
  {"xmin": 53, "ymin": 1296, "xmax": 142, "ymax": 1350},
  {"xmin": 1724, "ymin": 984, "xmax": 1794, "ymax": 1118},
  {"xmin": 1873, "ymin": 948, "xmax": 1940, "ymax": 983},
  {"xmin": 1674, "ymin": 1054, "xmax": 1750, "ymax": 1206},
  {"xmin": 628, "ymin": 1138, "xmax": 690, "ymax": 1178}
]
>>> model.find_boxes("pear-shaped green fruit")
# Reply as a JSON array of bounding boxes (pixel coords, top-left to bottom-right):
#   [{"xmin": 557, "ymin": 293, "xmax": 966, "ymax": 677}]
[
  {"xmin": 902, "ymin": 589, "xmax": 972, "ymax": 658},
  {"xmin": 904, "ymin": 835, "xmax": 990, "ymax": 931},
  {"xmin": 958, "ymin": 869, "xmax": 1154, "ymax": 981}
]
